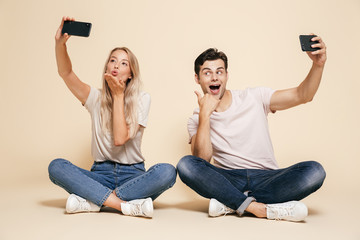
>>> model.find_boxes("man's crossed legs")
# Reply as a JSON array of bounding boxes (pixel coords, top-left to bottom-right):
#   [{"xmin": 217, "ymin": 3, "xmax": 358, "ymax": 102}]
[{"xmin": 177, "ymin": 155, "xmax": 326, "ymax": 222}]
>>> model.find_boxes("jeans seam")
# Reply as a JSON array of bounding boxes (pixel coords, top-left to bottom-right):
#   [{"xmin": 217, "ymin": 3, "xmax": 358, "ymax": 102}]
[
  {"xmin": 115, "ymin": 164, "xmax": 172, "ymax": 200},
  {"xmin": 118, "ymin": 164, "xmax": 160, "ymax": 193},
  {"xmin": 49, "ymin": 159, "xmax": 114, "ymax": 207},
  {"xmin": 99, "ymin": 189, "xmax": 113, "ymax": 207}
]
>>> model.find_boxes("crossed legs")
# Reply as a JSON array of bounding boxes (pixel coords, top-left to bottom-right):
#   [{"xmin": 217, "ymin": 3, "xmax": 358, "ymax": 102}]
[
  {"xmin": 177, "ymin": 155, "xmax": 326, "ymax": 218},
  {"xmin": 48, "ymin": 158, "xmax": 177, "ymax": 212}
]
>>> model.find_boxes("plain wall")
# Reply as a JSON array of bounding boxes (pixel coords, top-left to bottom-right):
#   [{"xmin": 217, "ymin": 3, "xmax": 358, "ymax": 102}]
[{"xmin": 0, "ymin": 0, "xmax": 359, "ymax": 203}]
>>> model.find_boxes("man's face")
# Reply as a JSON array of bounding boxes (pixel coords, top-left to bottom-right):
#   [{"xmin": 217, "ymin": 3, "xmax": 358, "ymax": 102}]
[{"xmin": 195, "ymin": 59, "xmax": 228, "ymax": 99}]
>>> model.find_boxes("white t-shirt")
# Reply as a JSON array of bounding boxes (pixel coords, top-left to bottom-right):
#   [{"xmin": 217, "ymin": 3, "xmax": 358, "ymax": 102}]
[
  {"xmin": 188, "ymin": 87, "xmax": 279, "ymax": 170},
  {"xmin": 84, "ymin": 87, "xmax": 151, "ymax": 164}
]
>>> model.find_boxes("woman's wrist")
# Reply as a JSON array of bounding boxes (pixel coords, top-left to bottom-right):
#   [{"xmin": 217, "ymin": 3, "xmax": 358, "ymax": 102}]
[{"xmin": 112, "ymin": 93, "xmax": 125, "ymax": 101}]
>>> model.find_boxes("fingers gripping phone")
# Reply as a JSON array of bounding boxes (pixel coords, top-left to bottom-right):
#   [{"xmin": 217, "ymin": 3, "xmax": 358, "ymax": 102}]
[
  {"xmin": 299, "ymin": 35, "xmax": 320, "ymax": 52},
  {"xmin": 62, "ymin": 20, "xmax": 92, "ymax": 37}
]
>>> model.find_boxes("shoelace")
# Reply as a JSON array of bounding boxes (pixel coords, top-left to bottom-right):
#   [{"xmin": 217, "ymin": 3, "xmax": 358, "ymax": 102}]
[
  {"xmin": 221, "ymin": 205, "xmax": 234, "ymax": 216},
  {"xmin": 77, "ymin": 199, "xmax": 91, "ymax": 211},
  {"xmin": 271, "ymin": 206, "xmax": 293, "ymax": 220}
]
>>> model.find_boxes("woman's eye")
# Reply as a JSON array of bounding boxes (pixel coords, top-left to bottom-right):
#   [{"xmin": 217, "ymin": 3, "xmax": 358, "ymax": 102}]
[
  {"xmin": 121, "ymin": 62, "xmax": 128, "ymax": 66},
  {"xmin": 110, "ymin": 59, "xmax": 116, "ymax": 63}
]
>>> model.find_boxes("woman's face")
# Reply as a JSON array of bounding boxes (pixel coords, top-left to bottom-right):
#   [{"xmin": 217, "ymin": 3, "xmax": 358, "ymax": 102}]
[{"xmin": 106, "ymin": 50, "xmax": 132, "ymax": 82}]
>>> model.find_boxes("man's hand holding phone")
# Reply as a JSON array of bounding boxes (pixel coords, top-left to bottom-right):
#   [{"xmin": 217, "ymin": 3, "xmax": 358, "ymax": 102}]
[{"xmin": 300, "ymin": 34, "xmax": 327, "ymax": 67}]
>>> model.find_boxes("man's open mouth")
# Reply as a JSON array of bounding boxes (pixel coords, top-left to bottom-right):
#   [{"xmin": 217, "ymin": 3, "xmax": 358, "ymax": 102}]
[
  {"xmin": 209, "ymin": 84, "xmax": 221, "ymax": 94},
  {"xmin": 209, "ymin": 85, "xmax": 220, "ymax": 90}
]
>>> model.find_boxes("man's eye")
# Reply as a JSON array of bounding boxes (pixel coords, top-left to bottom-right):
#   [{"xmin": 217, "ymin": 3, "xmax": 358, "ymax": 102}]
[
  {"xmin": 205, "ymin": 72, "xmax": 211, "ymax": 75},
  {"xmin": 217, "ymin": 71, "xmax": 222, "ymax": 74}
]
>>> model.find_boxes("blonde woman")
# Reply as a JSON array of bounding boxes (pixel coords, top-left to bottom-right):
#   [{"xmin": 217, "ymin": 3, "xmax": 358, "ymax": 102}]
[{"xmin": 48, "ymin": 17, "xmax": 176, "ymax": 218}]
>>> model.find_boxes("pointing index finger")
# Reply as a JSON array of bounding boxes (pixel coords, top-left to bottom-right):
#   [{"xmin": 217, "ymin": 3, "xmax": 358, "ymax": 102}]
[{"xmin": 194, "ymin": 91, "xmax": 202, "ymax": 100}]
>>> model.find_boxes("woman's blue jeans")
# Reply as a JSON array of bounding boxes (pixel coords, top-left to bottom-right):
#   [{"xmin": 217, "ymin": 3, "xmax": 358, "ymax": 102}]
[
  {"xmin": 177, "ymin": 155, "xmax": 326, "ymax": 215},
  {"xmin": 48, "ymin": 158, "xmax": 177, "ymax": 207}
]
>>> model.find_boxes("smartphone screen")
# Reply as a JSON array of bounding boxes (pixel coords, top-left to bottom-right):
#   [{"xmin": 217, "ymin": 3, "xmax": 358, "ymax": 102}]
[
  {"xmin": 299, "ymin": 35, "xmax": 320, "ymax": 52},
  {"xmin": 62, "ymin": 21, "xmax": 92, "ymax": 37}
]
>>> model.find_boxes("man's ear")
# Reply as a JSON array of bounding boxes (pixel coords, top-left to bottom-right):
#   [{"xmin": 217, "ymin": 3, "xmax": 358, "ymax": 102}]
[{"xmin": 195, "ymin": 74, "xmax": 200, "ymax": 84}]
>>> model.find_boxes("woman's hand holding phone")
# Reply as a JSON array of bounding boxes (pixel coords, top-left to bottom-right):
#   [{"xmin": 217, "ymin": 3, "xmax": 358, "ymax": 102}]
[{"xmin": 55, "ymin": 16, "xmax": 75, "ymax": 45}]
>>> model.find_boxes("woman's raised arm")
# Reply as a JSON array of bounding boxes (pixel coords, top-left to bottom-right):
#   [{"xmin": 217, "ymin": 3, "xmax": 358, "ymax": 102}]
[{"xmin": 55, "ymin": 16, "xmax": 90, "ymax": 105}]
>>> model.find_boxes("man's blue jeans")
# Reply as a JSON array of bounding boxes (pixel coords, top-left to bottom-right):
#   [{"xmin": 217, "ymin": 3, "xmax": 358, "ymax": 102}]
[
  {"xmin": 48, "ymin": 158, "xmax": 177, "ymax": 207},
  {"xmin": 177, "ymin": 155, "xmax": 326, "ymax": 215}
]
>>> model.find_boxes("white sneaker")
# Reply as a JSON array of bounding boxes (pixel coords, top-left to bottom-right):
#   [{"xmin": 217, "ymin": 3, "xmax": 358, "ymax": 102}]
[
  {"xmin": 208, "ymin": 198, "xmax": 235, "ymax": 217},
  {"xmin": 121, "ymin": 198, "xmax": 153, "ymax": 218},
  {"xmin": 66, "ymin": 194, "xmax": 101, "ymax": 214},
  {"xmin": 266, "ymin": 201, "xmax": 308, "ymax": 222}
]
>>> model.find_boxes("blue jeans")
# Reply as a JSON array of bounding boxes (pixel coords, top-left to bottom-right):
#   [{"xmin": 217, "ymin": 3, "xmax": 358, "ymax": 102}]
[
  {"xmin": 177, "ymin": 155, "xmax": 326, "ymax": 215},
  {"xmin": 48, "ymin": 158, "xmax": 177, "ymax": 207}
]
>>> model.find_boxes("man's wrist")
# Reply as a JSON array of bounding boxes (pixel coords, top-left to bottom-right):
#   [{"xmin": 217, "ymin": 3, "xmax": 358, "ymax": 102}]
[
  {"xmin": 199, "ymin": 108, "xmax": 212, "ymax": 119},
  {"xmin": 311, "ymin": 62, "xmax": 325, "ymax": 71}
]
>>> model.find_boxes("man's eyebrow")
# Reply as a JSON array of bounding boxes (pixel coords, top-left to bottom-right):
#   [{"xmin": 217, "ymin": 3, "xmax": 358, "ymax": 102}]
[
  {"xmin": 201, "ymin": 67, "xmax": 211, "ymax": 72},
  {"xmin": 201, "ymin": 66, "xmax": 224, "ymax": 72}
]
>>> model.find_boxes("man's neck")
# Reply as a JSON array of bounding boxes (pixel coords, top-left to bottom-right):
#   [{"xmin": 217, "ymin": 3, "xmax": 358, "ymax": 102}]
[{"xmin": 215, "ymin": 90, "xmax": 232, "ymax": 112}]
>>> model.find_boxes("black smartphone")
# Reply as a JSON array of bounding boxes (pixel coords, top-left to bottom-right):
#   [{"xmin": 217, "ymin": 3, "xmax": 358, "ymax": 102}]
[
  {"xmin": 62, "ymin": 20, "xmax": 92, "ymax": 37},
  {"xmin": 299, "ymin": 35, "xmax": 320, "ymax": 52}
]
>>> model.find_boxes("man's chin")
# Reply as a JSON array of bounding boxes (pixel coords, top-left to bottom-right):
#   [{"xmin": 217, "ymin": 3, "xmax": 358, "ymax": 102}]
[{"xmin": 209, "ymin": 93, "xmax": 222, "ymax": 99}]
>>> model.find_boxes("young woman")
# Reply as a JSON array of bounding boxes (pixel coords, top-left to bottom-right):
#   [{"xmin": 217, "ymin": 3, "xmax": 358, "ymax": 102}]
[{"xmin": 48, "ymin": 17, "xmax": 176, "ymax": 218}]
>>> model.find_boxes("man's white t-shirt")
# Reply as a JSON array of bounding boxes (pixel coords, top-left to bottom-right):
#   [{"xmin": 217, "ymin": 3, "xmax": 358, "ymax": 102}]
[
  {"xmin": 84, "ymin": 86, "xmax": 151, "ymax": 164},
  {"xmin": 188, "ymin": 87, "xmax": 279, "ymax": 170}
]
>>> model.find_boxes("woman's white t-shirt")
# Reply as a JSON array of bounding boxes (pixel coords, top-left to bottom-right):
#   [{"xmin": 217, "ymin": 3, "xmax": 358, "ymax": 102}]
[{"xmin": 84, "ymin": 87, "xmax": 151, "ymax": 164}]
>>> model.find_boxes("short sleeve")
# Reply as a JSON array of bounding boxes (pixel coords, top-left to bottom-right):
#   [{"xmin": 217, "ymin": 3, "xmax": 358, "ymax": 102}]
[
  {"xmin": 251, "ymin": 87, "xmax": 276, "ymax": 114},
  {"xmin": 138, "ymin": 92, "xmax": 151, "ymax": 127},
  {"xmin": 187, "ymin": 112, "xmax": 199, "ymax": 144},
  {"xmin": 84, "ymin": 86, "xmax": 101, "ymax": 114}
]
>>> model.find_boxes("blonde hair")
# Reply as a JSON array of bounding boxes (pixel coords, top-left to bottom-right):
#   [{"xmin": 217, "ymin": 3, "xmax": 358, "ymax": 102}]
[{"xmin": 100, "ymin": 47, "xmax": 142, "ymax": 139}]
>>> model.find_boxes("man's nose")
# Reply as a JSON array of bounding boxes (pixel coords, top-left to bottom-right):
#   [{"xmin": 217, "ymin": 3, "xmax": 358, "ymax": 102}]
[{"xmin": 211, "ymin": 74, "xmax": 218, "ymax": 81}]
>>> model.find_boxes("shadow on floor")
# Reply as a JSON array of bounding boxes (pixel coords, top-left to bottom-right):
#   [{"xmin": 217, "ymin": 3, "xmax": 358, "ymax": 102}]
[
  {"xmin": 154, "ymin": 199, "xmax": 209, "ymax": 213},
  {"xmin": 39, "ymin": 198, "xmax": 66, "ymax": 209},
  {"xmin": 39, "ymin": 198, "xmax": 320, "ymax": 219},
  {"xmin": 39, "ymin": 198, "xmax": 210, "ymax": 213},
  {"xmin": 307, "ymin": 207, "xmax": 321, "ymax": 216}
]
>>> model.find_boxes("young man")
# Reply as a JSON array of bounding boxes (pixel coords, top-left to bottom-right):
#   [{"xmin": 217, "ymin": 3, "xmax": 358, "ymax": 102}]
[{"xmin": 177, "ymin": 35, "xmax": 327, "ymax": 222}]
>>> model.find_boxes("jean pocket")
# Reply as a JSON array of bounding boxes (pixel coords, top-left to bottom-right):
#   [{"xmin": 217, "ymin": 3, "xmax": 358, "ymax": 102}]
[
  {"xmin": 131, "ymin": 162, "xmax": 145, "ymax": 172},
  {"xmin": 90, "ymin": 162, "xmax": 99, "ymax": 172}
]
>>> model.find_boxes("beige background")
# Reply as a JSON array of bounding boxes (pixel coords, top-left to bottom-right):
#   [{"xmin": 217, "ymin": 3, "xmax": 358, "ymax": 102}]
[{"xmin": 0, "ymin": 0, "xmax": 359, "ymax": 239}]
